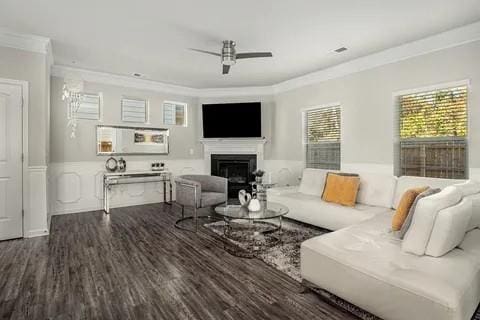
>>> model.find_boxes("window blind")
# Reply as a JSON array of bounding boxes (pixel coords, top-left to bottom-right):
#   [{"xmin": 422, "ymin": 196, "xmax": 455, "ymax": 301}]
[
  {"xmin": 397, "ymin": 86, "xmax": 468, "ymax": 179},
  {"xmin": 74, "ymin": 93, "xmax": 100, "ymax": 120},
  {"xmin": 163, "ymin": 101, "xmax": 187, "ymax": 126},
  {"xmin": 122, "ymin": 98, "xmax": 147, "ymax": 123},
  {"xmin": 305, "ymin": 105, "xmax": 341, "ymax": 169}
]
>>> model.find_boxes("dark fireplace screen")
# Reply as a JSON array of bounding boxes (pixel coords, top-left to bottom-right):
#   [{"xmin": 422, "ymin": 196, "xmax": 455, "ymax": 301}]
[{"xmin": 211, "ymin": 154, "xmax": 257, "ymax": 199}]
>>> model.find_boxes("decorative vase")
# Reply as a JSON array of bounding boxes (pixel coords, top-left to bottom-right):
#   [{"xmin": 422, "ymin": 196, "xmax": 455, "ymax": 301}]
[
  {"xmin": 238, "ymin": 190, "xmax": 252, "ymax": 206},
  {"xmin": 255, "ymin": 176, "xmax": 263, "ymax": 184},
  {"xmin": 248, "ymin": 198, "xmax": 261, "ymax": 212},
  {"xmin": 118, "ymin": 157, "xmax": 126, "ymax": 172}
]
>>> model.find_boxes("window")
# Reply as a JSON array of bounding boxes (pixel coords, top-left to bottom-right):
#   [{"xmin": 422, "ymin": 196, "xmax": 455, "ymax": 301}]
[
  {"xmin": 304, "ymin": 105, "xmax": 341, "ymax": 169},
  {"xmin": 70, "ymin": 93, "xmax": 101, "ymax": 120},
  {"xmin": 122, "ymin": 98, "xmax": 148, "ymax": 123},
  {"xmin": 163, "ymin": 101, "xmax": 187, "ymax": 126},
  {"xmin": 396, "ymin": 85, "xmax": 468, "ymax": 179}
]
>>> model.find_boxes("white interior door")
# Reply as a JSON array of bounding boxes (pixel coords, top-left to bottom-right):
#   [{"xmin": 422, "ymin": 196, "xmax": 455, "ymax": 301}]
[{"xmin": 0, "ymin": 82, "xmax": 23, "ymax": 240}]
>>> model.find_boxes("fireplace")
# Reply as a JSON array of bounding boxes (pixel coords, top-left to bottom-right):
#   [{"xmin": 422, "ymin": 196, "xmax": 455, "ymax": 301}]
[{"xmin": 211, "ymin": 154, "xmax": 257, "ymax": 199}]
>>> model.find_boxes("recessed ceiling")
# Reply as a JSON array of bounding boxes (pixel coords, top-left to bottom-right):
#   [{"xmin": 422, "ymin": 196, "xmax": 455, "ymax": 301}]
[{"xmin": 1, "ymin": 0, "xmax": 479, "ymax": 88}]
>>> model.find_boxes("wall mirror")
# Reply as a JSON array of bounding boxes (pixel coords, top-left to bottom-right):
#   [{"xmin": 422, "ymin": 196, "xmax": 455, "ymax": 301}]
[{"xmin": 97, "ymin": 125, "xmax": 169, "ymax": 155}]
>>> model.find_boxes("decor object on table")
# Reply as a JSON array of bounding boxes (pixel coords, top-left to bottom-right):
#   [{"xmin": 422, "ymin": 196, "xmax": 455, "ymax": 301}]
[
  {"xmin": 174, "ymin": 175, "xmax": 228, "ymax": 232},
  {"xmin": 151, "ymin": 162, "xmax": 165, "ymax": 171},
  {"xmin": 248, "ymin": 198, "xmax": 261, "ymax": 211},
  {"xmin": 238, "ymin": 189, "xmax": 252, "ymax": 206},
  {"xmin": 117, "ymin": 157, "xmax": 126, "ymax": 172},
  {"xmin": 253, "ymin": 169, "xmax": 265, "ymax": 184},
  {"xmin": 105, "ymin": 157, "xmax": 118, "ymax": 172}
]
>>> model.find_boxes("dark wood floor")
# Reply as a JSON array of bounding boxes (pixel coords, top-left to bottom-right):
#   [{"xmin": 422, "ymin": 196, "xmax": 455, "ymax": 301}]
[{"xmin": 0, "ymin": 203, "xmax": 357, "ymax": 320}]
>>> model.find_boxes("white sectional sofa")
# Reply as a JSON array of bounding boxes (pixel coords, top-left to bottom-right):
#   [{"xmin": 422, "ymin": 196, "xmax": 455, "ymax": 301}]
[{"xmin": 267, "ymin": 169, "xmax": 480, "ymax": 320}]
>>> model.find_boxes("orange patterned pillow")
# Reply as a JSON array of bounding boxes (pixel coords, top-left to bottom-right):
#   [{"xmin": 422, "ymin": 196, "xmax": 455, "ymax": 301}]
[
  {"xmin": 391, "ymin": 186, "xmax": 429, "ymax": 231},
  {"xmin": 322, "ymin": 173, "xmax": 360, "ymax": 207}
]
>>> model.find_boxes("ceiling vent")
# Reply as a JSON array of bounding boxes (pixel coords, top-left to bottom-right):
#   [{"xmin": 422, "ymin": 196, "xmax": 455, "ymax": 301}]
[{"xmin": 334, "ymin": 47, "xmax": 348, "ymax": 53}]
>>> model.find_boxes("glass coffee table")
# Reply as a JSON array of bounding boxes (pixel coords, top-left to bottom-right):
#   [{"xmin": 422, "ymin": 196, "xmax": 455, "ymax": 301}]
[{"xmin": 214, "ymin": 201, "xmax": 289, "ymax": 258}]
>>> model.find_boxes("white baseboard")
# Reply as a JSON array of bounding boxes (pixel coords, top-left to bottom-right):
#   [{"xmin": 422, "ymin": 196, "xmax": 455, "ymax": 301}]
[{"xmin": 25, "ymin": 228, "xmax": 49, "ymax": 238}]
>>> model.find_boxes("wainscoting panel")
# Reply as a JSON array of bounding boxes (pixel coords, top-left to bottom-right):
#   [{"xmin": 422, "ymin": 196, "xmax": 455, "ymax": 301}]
[
  {"xmin": 49, "ymin": 159, "xmax": 307, "ymax": 215},
  {"xmin": 49, "ymin": 160, "xmax": 206, "ymax": 215}
]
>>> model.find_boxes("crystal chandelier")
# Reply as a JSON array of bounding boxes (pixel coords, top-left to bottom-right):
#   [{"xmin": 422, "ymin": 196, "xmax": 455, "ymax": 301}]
[{"xmin": 62, "ymin": 79, "xmax": 84, "ymax": 138}]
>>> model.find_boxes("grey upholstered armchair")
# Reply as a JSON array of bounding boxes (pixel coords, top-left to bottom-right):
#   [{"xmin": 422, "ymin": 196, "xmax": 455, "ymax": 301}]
[{"xmin": 174, "ymin": 175, "xmax": 228, "ymax": 231}]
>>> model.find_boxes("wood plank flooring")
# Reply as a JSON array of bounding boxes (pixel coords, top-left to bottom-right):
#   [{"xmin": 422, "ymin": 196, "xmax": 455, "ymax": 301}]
[{"xmin": 0, "ymin": 203, "xmax": 357, "ymax": 320}]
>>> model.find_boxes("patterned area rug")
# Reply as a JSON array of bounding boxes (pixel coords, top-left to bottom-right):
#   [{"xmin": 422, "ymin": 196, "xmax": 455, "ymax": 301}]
[{"xmin": 204, "ymin": 218, "xmax": 383, "ymax": 320}]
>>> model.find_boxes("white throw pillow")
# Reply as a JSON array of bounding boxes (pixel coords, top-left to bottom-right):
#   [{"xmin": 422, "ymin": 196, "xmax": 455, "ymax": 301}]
[
  {"xmin": 402, "ymin": 186, "xmax": 462, "ymax": 256},
  {"xmin": 356, "ymin": 173, "xmax": 397, "ymax": 208},
  {"xmin": 425, "ymin": 198, "xmax": 472, "ymax": 257},
  {"xmin": 298, "ymin": 168, "xmax": 330, "ymax": 196}
]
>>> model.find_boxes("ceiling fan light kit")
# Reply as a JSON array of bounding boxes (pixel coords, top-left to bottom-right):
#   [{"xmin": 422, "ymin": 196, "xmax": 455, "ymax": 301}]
[{"xmin": 191, "ymin": 40, "xmax": 273, "ymax": 74}]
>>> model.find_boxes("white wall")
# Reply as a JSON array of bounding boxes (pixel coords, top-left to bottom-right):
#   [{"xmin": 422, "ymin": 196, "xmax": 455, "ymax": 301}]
[{"xmin": 270, "ymin": 40, "xmax": 480, "ymax": 177}]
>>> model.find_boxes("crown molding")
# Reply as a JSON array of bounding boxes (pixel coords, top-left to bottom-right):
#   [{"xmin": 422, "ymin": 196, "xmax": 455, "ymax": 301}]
[
  {"xmin": 0, "ymin": 28, "xmax": 52, "ymax": 55},
  {"xmin": 50, "ymin": 20, "xmax": 480, "ymax": 97},
  {"xmin": 51, "ymin": 65, "xmax": 200, "ymax": 96},
  {"xmin": 51, "ymin": 65, "xmax": 274, "ymax": 97},
  {"xmin": 272, "ymin": 21, "xmax": 480, "ymax": 93}
]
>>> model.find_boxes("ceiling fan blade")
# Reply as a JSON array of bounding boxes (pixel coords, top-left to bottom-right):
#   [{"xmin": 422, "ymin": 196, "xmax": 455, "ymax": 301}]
[
  {"xmin": 236, "ymin": 52, "xmax": 273, "ymax": 59},
  {"xmin": 222, "ymin": 64, "xmax": 230, "ymax": 75},
  {"xmin": 189, "ymin": 48, "xmax": 221, "ymax": 56}
]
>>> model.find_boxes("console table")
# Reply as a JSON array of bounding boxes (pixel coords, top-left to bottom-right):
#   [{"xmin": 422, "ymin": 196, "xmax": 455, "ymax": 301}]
[{"xmin": 103, "ymin": 170, "xmax": 172, "ymax": 213}]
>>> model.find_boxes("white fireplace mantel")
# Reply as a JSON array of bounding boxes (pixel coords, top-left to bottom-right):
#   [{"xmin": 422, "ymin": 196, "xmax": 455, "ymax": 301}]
[{"xmin": 200, "ymin": 138, "xmax": 267, "ymax": 174}]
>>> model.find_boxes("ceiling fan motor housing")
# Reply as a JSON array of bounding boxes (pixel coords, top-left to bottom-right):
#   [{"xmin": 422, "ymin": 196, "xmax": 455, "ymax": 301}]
[{"xmin": 222, "ymin": 40, "xmax": 236, "ymax": 65}]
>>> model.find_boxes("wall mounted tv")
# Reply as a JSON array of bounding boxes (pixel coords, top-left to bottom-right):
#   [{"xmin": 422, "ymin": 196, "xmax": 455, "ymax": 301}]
[{"xmin": 202, "ymin": 102, "xmax": 262, "ymax": 138}]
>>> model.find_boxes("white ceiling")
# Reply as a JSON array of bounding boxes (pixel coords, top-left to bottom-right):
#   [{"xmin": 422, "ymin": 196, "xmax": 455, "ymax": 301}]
[{"xmin": 1, "ymin": 0, "xmax": 479, "ymax": 88}]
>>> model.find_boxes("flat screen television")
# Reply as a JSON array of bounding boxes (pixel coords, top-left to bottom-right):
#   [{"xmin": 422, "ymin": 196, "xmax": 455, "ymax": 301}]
[{"xmin": 202, "ymin": 102, "xmax": 262, "ymax": 138}]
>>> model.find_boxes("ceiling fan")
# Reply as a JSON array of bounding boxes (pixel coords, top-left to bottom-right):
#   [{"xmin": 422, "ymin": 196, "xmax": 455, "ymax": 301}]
[{"xmin": 190, "ymin": 40, "xmax": 273, "ymax": 74}]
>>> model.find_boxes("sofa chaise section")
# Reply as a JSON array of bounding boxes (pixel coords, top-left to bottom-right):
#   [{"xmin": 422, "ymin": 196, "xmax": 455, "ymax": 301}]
[{"xmin": 301, "ymin": 212, "xmax": 480, "ymax": 320}]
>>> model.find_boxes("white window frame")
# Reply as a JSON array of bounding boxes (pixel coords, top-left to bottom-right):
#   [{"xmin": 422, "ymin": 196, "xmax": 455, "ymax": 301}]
[
  {"xmin": 392, "ymin": 79, "xmax": 470, "ymax": 178},
  {"xmin": 121, "ymin": 97, "xmax": 149, "ymax": 124},
  {"xmin": 163, "ymin": 100, "xmax": 188, "ymax": 127},
  {"xmin": 302, "ymin": 102, "xmax": 341, "ymax": 170}
]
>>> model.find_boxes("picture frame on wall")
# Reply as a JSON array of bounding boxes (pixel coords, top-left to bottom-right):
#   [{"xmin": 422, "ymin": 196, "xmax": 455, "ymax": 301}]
[{"xmin": 121, "ymin": 98, "xmax": 148, "ymax": 123}]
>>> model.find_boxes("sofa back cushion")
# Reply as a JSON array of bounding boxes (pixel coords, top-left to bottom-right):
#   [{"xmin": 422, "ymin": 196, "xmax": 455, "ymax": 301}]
[
  {"xmin": 425, "ymin": 197, "xmax": 473, "ymax": 257},
  {"xmin": 298, "ymin": 168, "xmax": 330, "ymax": 196},
  {"xmin": 356, "ymin": 173, "xmax": 397, "ymax": 208},
  {"xmin": 465, "ymin": 193, "xmax": 480, "ymax": 231},
  {"xmin": 392, "ymin": 176, "xmax": 464, "ymax": 209},
  {"xmin": 454, "ymin": 180, "xmax": 480, "ymax": 197},
  {"xmin": 402, "ymin": 186, "xmax": 462, "ymax": 255},
  {"xmin": 322, "ymin": 173, "xmax": 360, "ymax": 207}
]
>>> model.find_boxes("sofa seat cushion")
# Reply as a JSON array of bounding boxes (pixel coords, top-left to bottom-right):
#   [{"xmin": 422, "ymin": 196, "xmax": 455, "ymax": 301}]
[
  {"xmin": 269, "ymin": 192, "xmax": 391, "ymax": 230},
  {"xmin": 301, "ymin": 213, "xmax": 480, "ymax": 320},
  {"xmin": 201, "ymin": 192, "xmax": 225, "ymax": 207}
]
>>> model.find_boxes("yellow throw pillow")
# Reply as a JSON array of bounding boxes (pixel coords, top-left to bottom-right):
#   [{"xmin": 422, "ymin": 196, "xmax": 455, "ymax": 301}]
[
  {"xmin": 391, "ymin": 186, "xmax": 429, "ymax": 231},
  {"xmin": 322, "ymin": 173, "xmax": 360, "ymax": 207}
]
